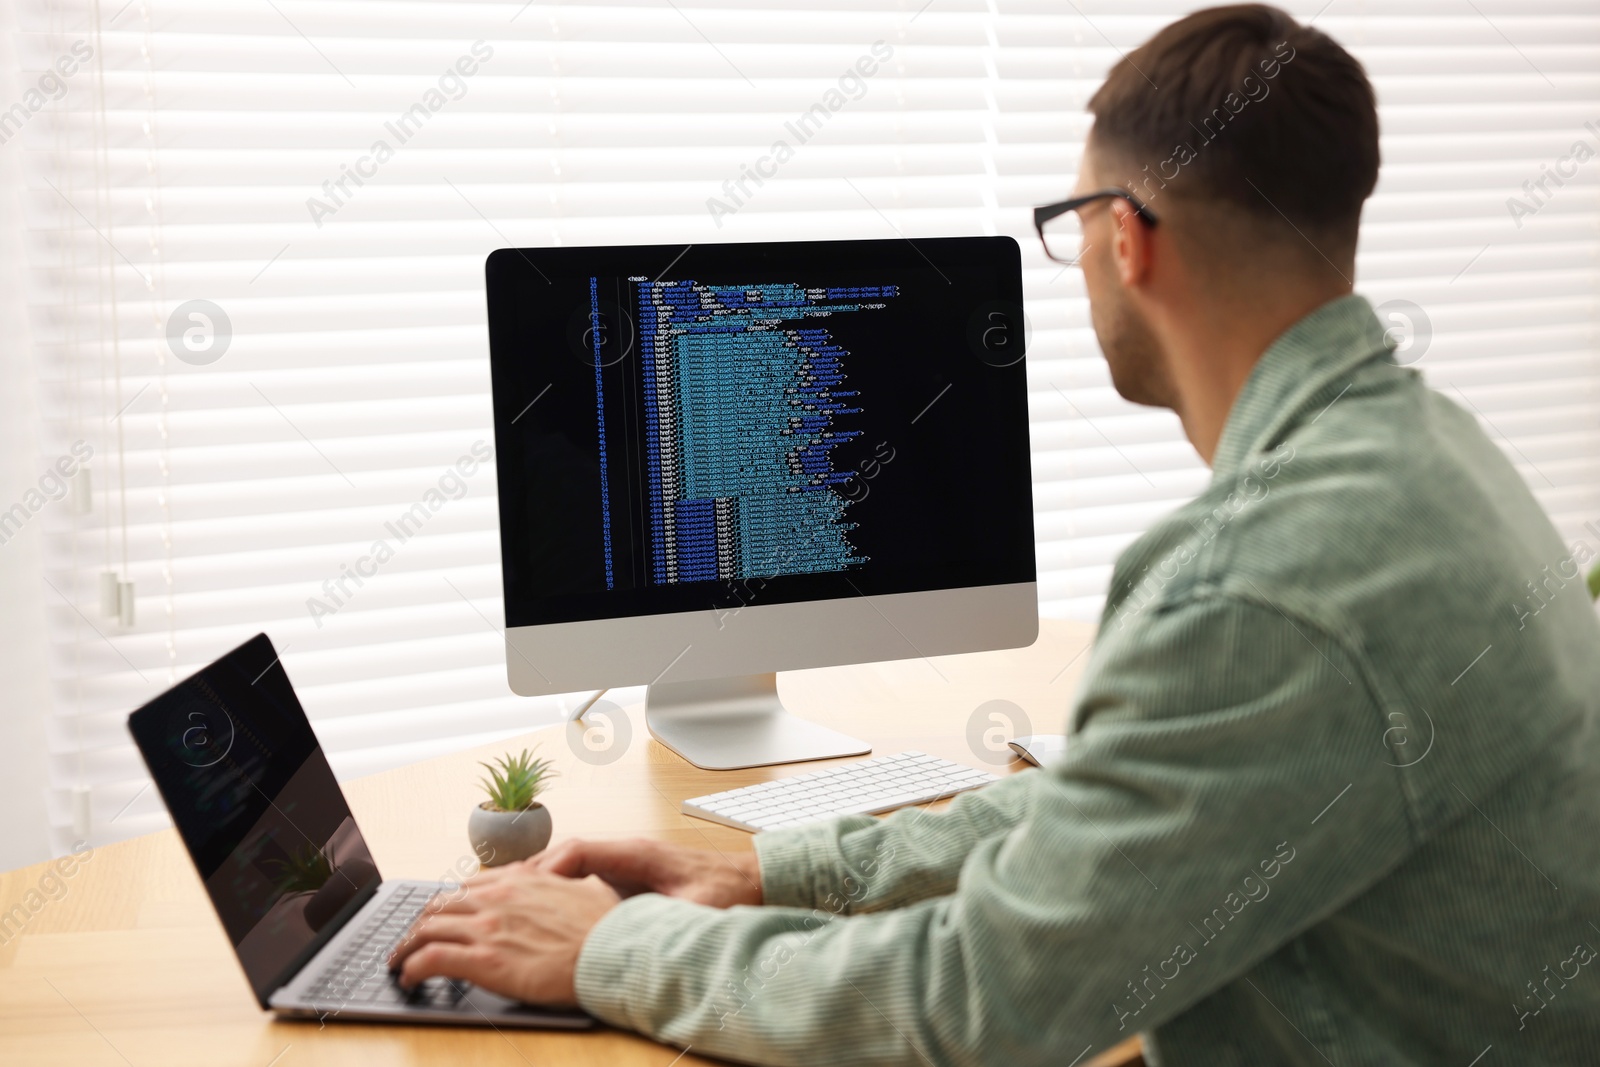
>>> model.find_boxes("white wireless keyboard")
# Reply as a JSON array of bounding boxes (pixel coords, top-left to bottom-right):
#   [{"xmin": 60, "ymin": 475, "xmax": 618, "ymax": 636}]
[{"xmin": 682, "ymin": 751, "xmax": 999, "ymax": 833}]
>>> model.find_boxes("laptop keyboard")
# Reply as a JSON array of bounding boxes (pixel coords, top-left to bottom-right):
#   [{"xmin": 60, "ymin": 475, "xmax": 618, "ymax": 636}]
[{"xmin": 304, "ymin": 884, "xmax": 465, "ymax": 1009}]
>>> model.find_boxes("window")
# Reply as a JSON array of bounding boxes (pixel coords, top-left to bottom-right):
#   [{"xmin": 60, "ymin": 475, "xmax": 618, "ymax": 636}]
[{"xmin": 9, "ymin": 1, "xmax": 1597, "ymax": 852}]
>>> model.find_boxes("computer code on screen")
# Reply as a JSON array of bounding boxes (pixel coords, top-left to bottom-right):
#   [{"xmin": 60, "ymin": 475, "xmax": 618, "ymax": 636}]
[
  {"xmin": 488, "ymin": 238, "xmax": 1034, "ymax": 627},
  {"xmin": 595, "ymin": 278, "xmax": 900, "ymax": 590}
]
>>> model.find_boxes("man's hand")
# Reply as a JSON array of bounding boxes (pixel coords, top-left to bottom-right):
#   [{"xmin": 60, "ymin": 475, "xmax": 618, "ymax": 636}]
[
  {"xmin": 388, "ymin": 866, "xmax": 621, "ymax": 1007},
  {"xmin": 528, "ymin": 837, "xmax": 763, "ymax": 908}
]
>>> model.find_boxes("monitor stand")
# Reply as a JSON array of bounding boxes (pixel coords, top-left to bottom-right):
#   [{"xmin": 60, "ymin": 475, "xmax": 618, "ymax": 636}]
[{"xmin": 645, "ymin": 672, "xmax": 871, "ymax": 771}]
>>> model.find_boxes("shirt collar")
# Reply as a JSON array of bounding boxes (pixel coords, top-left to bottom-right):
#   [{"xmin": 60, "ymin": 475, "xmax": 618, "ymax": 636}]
[{"xmin": 1209, "ymin": 293, "xmax": 1393, "ymax": 480}]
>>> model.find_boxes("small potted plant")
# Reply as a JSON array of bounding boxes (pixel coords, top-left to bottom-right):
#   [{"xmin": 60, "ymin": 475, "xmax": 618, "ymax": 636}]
[{"xmin": 468, "ymin": 747, "xmax": 558, "ymax": 867}]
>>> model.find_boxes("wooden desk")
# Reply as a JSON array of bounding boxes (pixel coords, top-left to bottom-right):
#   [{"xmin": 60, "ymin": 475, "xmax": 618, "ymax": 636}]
[{"xmin": 0, "ymin": 620, "xmax": 1137, "ymax": 1066}]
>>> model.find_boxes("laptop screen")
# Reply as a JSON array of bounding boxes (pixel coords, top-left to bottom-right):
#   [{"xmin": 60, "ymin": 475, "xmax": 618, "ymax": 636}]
[{"xmin": 127, "ymin": 633, "xmax": 381, "ymax": 1006}]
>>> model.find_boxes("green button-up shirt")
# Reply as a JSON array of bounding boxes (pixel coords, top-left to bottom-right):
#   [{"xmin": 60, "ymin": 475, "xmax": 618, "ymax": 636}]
[{"xmin": 574, "ymin": 295, "xmax": 1600, "ymax": 1066}]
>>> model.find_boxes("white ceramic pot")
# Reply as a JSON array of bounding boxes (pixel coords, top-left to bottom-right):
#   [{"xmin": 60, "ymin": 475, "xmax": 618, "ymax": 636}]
[{"xmin": 468, "ymin": 801, "xmax": 552, "ymax": 867}]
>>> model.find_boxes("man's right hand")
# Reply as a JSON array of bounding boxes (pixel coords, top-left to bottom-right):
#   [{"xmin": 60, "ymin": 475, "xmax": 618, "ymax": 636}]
[{"xmin": 526, "ymin": 837, "xmax": 763, "ymax": 909}]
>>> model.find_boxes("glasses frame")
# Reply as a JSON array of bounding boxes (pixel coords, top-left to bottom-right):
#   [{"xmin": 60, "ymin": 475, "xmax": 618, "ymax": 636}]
[{"xmin": 1033, "ymin": 188, "xmax": 1160, "ymax": 265}]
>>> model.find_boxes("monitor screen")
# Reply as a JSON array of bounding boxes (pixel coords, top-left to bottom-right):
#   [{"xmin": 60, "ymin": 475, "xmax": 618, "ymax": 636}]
[
  {"xmin": 127, "ymin": 634, "xmax": 380, "ymax": 1006},
  {"xmin": 486, "ymin": 237, "xmax": 1035, "ymax": 628}
]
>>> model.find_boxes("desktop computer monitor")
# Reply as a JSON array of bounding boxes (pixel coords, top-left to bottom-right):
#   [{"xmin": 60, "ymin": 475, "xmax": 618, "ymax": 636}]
[{"xmin": 485, "ymin": 236, "xmax": 1037, "ymax": 769}]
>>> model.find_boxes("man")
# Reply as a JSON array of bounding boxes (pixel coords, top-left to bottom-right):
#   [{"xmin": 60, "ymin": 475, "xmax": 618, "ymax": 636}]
[{"xmin": 394, "ymin": 6, "xmax": 1600, "ymax": 1064}]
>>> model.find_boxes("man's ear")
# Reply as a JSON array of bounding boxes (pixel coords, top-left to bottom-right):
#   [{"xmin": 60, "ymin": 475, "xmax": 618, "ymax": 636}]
[{"xmin": 1108, "ymin": 198, "xmax": 1154, "ymax": 288}]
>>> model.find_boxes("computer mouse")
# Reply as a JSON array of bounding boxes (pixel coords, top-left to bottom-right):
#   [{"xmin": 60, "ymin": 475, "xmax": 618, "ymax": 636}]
[{"xmin": 1007, "ymin": 733, "xmax": 1068, "ymax": 767}]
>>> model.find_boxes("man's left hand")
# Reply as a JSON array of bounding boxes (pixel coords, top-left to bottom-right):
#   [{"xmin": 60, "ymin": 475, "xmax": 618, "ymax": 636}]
[{"xmin": 388, "ymin": 864, "xmax": 622, "ymax": 1007}]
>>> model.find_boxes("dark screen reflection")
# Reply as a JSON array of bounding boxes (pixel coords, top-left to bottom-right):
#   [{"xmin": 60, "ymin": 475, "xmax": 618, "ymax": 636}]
[{"xmin": 128, "ymin": 634, "xmax": 381, "ymax": 1004}]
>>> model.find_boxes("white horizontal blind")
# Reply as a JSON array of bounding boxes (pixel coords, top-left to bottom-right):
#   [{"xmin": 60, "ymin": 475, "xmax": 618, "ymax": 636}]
[
  {"xmin": 1007, "ymin": 0, "xmax": 1600, "ymax": 609},
  {"xmin": 14, "ymin": 0, "xmax": 1599, "ymax": 853}
]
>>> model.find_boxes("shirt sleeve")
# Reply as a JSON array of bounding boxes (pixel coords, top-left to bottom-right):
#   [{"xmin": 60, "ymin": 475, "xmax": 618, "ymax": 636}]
[
  {"xmin": 574, "ymin": 591, "xmax": 1419, "ymax": 1066},
  {"xmin": 750, "ymin": 766, "xmax": 1039, "ymax": 915}
]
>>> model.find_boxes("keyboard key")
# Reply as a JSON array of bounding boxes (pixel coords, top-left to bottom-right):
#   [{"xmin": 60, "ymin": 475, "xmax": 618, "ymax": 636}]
[{"xmin": 306, "ymin": 888, "xmax": 437, "ymax": 1005}]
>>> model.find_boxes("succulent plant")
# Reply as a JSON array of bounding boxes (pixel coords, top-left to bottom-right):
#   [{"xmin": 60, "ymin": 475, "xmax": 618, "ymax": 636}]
[
  {"xmin": 478, "ymin": 747, "xmax": 558, "ymax": 812},
  {"xmin": 1589, "ymin": 560, "xmax": 1600, "ymax": 602}
]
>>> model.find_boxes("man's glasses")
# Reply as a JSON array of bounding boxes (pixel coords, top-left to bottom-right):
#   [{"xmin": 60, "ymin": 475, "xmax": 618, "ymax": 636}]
[{"xmin": 1033, "ymin": 189, "xmax": 1160, "ymax": 266}]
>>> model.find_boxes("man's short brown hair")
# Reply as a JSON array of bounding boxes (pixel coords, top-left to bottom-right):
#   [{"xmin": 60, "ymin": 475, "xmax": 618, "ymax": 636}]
[{"xmin": 1087, "ymin": 4, "xmax": 1378, "ymax": 248}]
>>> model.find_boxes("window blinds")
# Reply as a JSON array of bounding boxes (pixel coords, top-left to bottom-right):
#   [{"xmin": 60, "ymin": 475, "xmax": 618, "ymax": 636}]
[{"xmin": 13, "ymin": 0, "xmax": 1599, "ymax": 851}]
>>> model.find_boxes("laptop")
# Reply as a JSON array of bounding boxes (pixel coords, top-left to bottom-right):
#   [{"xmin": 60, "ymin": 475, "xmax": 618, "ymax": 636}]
[{"xmin": 126, "ymin": 632, "xmax": 593, "ymax": 1029}]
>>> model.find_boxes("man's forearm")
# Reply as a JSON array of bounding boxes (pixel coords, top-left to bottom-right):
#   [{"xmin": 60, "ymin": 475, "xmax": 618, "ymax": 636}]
[
  {"xmin": 754, "ymin": 769, "xmax": 1039, "ymax": 914},
  {"xmin": 575, "ymin": 889, "xmax": 972, "ymax": 1067}
]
